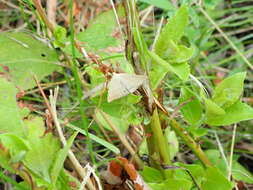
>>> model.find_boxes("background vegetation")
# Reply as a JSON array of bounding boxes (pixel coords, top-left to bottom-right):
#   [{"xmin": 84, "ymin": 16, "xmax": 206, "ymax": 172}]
[{"xmin": 0, "ymin": 0, "xmax": 252, "ymax": 189}]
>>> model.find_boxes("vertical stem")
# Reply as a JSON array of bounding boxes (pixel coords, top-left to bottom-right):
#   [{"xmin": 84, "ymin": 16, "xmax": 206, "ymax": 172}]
[{"xmin": 68, "ymin": 0, "xmax": 95, "ymax": 164}]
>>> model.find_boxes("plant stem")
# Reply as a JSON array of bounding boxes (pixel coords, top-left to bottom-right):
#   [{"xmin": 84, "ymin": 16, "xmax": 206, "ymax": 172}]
[
  {"xmin": 169, "ymin": 118, "xmax": 212, "ymax": 167},
  {"xmin": 68, "ymin": 0, "xmax": 95, "ymax": 165},
  {"xmin": 49, "ymin": 87, "xmax": 96, "ymax": 190}
]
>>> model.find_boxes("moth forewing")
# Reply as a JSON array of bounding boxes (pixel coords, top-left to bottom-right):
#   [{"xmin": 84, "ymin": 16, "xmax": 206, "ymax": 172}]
[{"xmin": 107, "ymin": 73, "xmax": 147, "ymax": 102}]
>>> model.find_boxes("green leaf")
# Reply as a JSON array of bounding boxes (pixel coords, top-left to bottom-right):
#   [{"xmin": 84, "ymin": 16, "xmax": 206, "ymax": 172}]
[
  {"xmin": 148, "ymin": 51, "xmax": 190, "ymax": 88},
  {"xmin": 0, "ymin": 77, "xmax": 26, "ymax": 135},
  {"xmin": 140, "ymin": 166, "xmax": 164, "ymax": 183},
  {"xmin": 24, "ymin": 116, "xmax": 60, "ymax": 183},
  {"xmin": 155, "ymin": 5, "xmax": 189, "ymax": 57},
  {"xmin": 160, "ymin": 40, "xmax": 194, "ymax": 63},
  {"xmin": 0, "ymin": 134, "xmax": 30, "ymax": 163},
  {"xmin": 201, "ymin": 167, "xmax": 233, "ymax": 190},
  {"xmin": 174, "ymin": 163, "xmax": 205, "ymax": 185},
  {"xmin": 179, "ymin": 87, "xmax": 203, "ymax": 125},
  {"xmin": 65, "ymin": 8, "xmax": 124, "ymax": 57},
  {"xmin": 53, "ymin": 25, "xmax": 67, "ymax": 48},
  {"xmin": 92, "ymin": 94, "xmax": 142, "ymax": 133},
  {"xmin": 148, "ymin": 178, "xmax": 192, "ymax": 190},
  {"xmin": 0, "ymin": 32, "xmax": 59, "ymax": 90},
  {"xmin": 204, "ymin": 149, "xmax": 253, "ymax": 184},
  {"xmin": 167, "ymin": 45, "xmax": 194, "ymax": 63},
  {"xmin": 51, "ymin": 132, "xmax": 78, "ymax": 185},
  {"xmin": 206, "ymin": 101, "xmax": 253, "ymax": 126},
  {"xmin": 204, "ymin": 98, "xmax": 226, "ymax": 116},
  {"xmin": 212, "ymin": 72, "xmax": 246, "ymax": 109}
]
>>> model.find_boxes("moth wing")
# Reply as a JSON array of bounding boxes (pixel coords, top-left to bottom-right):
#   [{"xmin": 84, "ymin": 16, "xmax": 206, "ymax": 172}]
[
  {"xmin": 119, "ymin": 73, "xmax": 147, "ymax": 93},
  {"xmin": 107, "ymin": 73, "xmax": 147, "ymax": 102},
  {"xmin": 107, "ymin": 76, "xmax": 129, "ymax": 102}
]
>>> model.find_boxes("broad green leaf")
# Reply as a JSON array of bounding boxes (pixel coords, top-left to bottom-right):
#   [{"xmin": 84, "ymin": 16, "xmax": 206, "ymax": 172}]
[
  {"xmin": 174, "ymin": 163, "xmax": 205, "ymax": 185},
  {"xmin": 204, "ymin": 150, "xmax": 227, "ymax": 176},
  {"xmin": 179, "ymin": 87, "xmax": 203, "ymax": 125},
  {"xmin": 212, "ymin": 72, "xmax": 246, "ymax": 109},
  {"xmin": 167, "ymin": 45, "xmax": 194, "ymax": 63},
  {"xmin": 139, "ymin": 0, "xmax": 174, "ymax": 10},
  {"xmin": 155, "ymin": 6, "xmax": 189, "ymax": 57},
  {"xmin": 0, "ymin": 77, "xmax": 26, "ymax": 135},
  {"xmin": 204, "ymin": 98, "xmax": 226, "ymax": 115},
  {"xmin": 51, "ymin": 132, "xmax": 78, "ymax": 185},
  {"xmin": 0, "ymin": 134, "xmax": 30, "ymax": 163},
  {"xmin": 148, "ymin": 51, "xmax": 190, "ymax": 88},
  {"xmin": 0, "ymin": 32, "xmax": 59, "ymax": 90},
  {"xmin": 77, "ymin": 10, "xmax": 120, "ymax": 51},
  {"xmin": 140, "ymin": 166, "xmax": 164, "ymax": 183},
  {"xmin": 161, "ymin": 41, "xmax": 194, "ymax": 63},
  {"xmin": 148, "ymin": 178, "xmax": 192, "ymax": 190},
  {"xmin": 206, "ymin": 101, "xmax": 253, "ymax": 126},
  {"xmin": 205, "ymin": 149, "xmax": 253, "ymax": 184},
  {"xmin": 24, "ymin": 116, "xmax": 60, "ymax": 183},
  {"xmin": 92, "ymin": 94, "xmax": 142, "ymax": 133},
  {"xmin": 65, "ymin": 8, "xmax": 124, "ymax": 57},
  {"xmin": 201, "ymin": 167, "xmax": 233, "ymax": 190}
]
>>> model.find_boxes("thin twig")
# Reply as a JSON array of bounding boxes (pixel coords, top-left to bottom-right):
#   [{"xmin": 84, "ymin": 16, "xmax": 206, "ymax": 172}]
[
  {"xmin": 33, "ymin": 75, "xmax": 53, "ymax": 117},
  {"xmin": 79, "ymin": 164, "xmax": 103, "ymax": 190},
  {"xmin": 109, "ymin": 0, "xmax": 124, "ymax": 40},
  {"xmin": 32, "ymin": 0, "xmax": 54, "ymax": 32},
  {"xmin": 214, "ymin": 132, "xmax": 229, "ymax": 170},
  {"xmin": 49, "ymin": 87, "xmax": 96, "ymax": 190},
  {"xmin": 228, "ymin": 124, "xmax": 237, "ymax": 180},
  {"xmin": 46, "ymin": 0, "xmax": 57, "ymax": 27},
  {"xmin": 97, "ymin": 109, "xmax": 144, "ymax": 168},
  {"xmin": 34, "ymin": 80, "xmax": 95, "ymax": 190},
  {"xmin": 152, "ymin": 16, "xmax": 164, "ymax": 51}
]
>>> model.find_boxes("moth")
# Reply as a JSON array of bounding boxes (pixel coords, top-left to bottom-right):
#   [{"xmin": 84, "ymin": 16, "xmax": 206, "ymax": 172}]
[{"xmin": 107, "ymin": 73, "xmax": 147, "ymax": 102}]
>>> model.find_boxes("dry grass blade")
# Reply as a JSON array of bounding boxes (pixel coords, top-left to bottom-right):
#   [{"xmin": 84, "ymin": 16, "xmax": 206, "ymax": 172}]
[{"xmin": 49, "ymin": 87, "xmax": 96, "ymax": 190}]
